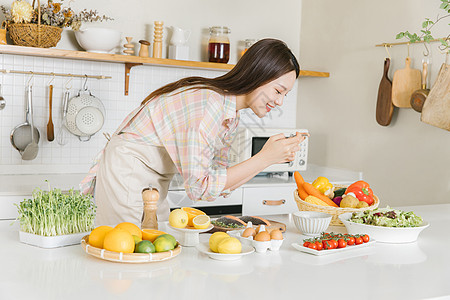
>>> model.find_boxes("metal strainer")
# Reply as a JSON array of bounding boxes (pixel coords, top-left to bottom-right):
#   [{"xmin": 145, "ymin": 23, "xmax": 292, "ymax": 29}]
[{"xmin": 65, "ymin": 82, "xmax": 105, "ymax": 141}]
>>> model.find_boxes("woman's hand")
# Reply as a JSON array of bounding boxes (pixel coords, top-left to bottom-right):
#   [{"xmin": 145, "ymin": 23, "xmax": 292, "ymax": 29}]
[{"xmin": 257, "ymin": 132, "xmax": 307, "ymax": 165}]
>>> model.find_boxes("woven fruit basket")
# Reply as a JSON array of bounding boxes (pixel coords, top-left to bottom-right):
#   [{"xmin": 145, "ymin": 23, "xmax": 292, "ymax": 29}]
[
  {"xmin": 6, "ymin": 0, "xmax": 62, "ymax": 48},
  {"xmin": 293, "ymin": 188, "xmax": 380, "ymax": 226}
]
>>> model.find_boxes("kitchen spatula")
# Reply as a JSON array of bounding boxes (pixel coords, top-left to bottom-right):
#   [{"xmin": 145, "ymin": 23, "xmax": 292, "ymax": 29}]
[{"xmin": 392, "ymin": 57, "xmax": 421, "ymax": 108}]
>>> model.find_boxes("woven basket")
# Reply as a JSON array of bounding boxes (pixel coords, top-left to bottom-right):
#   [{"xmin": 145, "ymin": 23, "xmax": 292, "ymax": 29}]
[
  {"xmin": 293, "ymin": 186, "xmax": 380, "ymax": 226},
  {"xmin": 6, "ymin": 0, "xmax": 62, "ymax": 48}
]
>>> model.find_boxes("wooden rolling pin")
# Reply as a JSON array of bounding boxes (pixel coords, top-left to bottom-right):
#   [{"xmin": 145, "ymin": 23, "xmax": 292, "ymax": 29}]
[{"xmin": 141, "ymin": 186, "xmax": 159, "ymax": 229}]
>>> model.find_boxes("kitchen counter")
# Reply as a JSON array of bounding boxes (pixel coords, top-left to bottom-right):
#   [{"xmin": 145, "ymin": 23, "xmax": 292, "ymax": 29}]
[{"xmin": 1, "ymin": 204, "xmax": 449, "ymax": 300}]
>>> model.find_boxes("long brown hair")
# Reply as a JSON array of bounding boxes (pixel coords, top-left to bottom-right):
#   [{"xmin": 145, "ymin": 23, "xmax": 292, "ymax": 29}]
[{"xmin": 141, "ymin": 38, "xmax": 300, "ymax": 105}]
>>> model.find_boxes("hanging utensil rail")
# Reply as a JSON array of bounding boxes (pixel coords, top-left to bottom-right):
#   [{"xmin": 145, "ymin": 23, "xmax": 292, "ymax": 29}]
[
  {"xmin": 375, "ymin": 37, "xmax": 449, "ymax": 47},
  {"xmin": 0, "ymin": 69, "xmax": 111, "ymax": 80}
]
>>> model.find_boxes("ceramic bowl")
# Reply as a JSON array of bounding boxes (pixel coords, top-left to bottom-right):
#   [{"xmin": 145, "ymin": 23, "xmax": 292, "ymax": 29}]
[
  {"xmin": 74, "ymin": 28, "xmax": 121, "ymax": 53},
  {"xmin": 339, "ymin": 213, "xmax": 430, "ymax": 243},
  {"xmin": 292, "ymin": 211, "xmax": 332, "ymax": 236}
]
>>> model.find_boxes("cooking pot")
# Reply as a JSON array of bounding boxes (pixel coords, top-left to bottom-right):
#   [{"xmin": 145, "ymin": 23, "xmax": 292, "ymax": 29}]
[{"xmin": 65, "ymin": 87, "xmax": 105, "ymax": 141}]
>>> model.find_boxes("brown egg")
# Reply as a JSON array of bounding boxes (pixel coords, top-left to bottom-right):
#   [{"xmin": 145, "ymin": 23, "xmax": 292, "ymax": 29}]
[
  {"xmin": 254, "ymin": 231, "xmax": 271, "ymax": 242},
  {"xmin": 242, "ymin": 227, "xmax": 256, "ymax": 238},
  {"xmin": 270, "ymin": 229, "xmax": 283, "ymax": 240},
  {"xmin": 256, "ymin": 225, "xmax": 271, "ymax": 234}
]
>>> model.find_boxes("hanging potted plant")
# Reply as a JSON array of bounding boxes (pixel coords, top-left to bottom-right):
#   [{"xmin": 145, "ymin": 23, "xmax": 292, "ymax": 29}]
[{"xmin": 0, "ymin": 0, "xmax": 112, "ymax": 48}]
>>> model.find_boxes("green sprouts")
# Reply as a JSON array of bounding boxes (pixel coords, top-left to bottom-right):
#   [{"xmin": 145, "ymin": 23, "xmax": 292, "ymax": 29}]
[{"xmin": 15, "ymin": 184, "xmax": 96, "ymax": 236}]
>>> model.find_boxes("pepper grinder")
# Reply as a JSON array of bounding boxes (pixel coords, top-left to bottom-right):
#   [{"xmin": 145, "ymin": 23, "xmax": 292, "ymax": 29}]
[
  {"xmin": 138, "ymin": 40, "xmax": 150, "ymax": 57},
  {"xmin": 152, "ymin": 21, "xmax": 163, "ymax": 58},
  {"xmin": 123, "ymin": 37, "xmax": 135, "ymax": 55},
  {"xmin": 141, "ymin": 186, "xmax": 159, "ymax": 229}
]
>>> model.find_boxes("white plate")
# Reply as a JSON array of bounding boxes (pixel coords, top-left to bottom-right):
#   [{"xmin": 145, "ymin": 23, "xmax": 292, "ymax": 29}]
[
  {"xmin": 196, "ymin": 242, "xmax": 255, "ymax": 261},
  {"xmin": 339, "ymin": 212, "xmax": 430, "ymax": 243},
  {"xmin": 291, "ymin": 240, "xmax": 376, "ymax": 256}
]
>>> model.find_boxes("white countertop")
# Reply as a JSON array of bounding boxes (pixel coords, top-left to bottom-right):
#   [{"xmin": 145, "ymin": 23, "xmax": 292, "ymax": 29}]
[{"xmin": 1, "ymin": 204, "xmax": 449, "ymax": 300}]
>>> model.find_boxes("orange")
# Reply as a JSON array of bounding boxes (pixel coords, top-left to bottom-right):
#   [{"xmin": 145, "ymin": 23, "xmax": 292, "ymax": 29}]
[
  {"xmin": 181, "ymin": 207, "xmax": 206, "ymax": 227},
  {"xmin": 115, "ymin": 222, "xmax": 142, "ymax": 239},
  {"xmin": 103, "ymin": 228, "xmax": 135, "ymax": 253},
  {"xmin": 141, "ymin": 229, "xmax": 167, "ymax": 242},
  {"xmin": 88, "ymin": 225, "xmax": 113, "ymax": 248}
]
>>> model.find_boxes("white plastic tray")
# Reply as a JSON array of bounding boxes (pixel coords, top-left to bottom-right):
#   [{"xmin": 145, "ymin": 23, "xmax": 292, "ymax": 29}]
[{"xmin": 19, "ymin": 231, "xmax": 89, "ymax": 248}]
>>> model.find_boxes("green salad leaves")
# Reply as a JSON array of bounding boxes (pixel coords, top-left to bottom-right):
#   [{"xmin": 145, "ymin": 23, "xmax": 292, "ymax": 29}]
[{"xmin": 350, "ymin": 207, "xmax": 423, "ymax": 227}]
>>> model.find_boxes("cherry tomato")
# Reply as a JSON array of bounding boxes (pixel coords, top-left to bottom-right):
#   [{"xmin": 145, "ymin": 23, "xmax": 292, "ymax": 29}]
[
  {"xmin": 362, "ymin": 234, "xmax": 370, "ymax": 243},
  {"xmin": 322, "ymin": 240, "xmax": 332, "ymax": 250},
  {"xmin": 355, "ymin": 237, "xmax": 363, "ymax": 245},
  {"xmin": 308, "ymin": 243, "xmax": 318, "ymax": 250},
  {"xmin": 329, "ymin": 239, "xmax": 338, "ymax": 249},
  {"xmin": 315, "ymin": 241, "xmax": 323, "ymax": 250},
  {"xmin": 337, "ymin": 238, "xmax": 347, "ymax": 248},
  {"xmin": 303, "ymin": 241, "xmax": 311, "ymax": 248},
  {"xmin": 347, "ymin": 236, "xmax": 355, "ymax": 245}
]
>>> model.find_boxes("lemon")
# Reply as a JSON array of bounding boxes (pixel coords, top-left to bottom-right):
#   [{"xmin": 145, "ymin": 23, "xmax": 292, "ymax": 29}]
[
  {"xmin": 153, "ymin": 236, "xmax": 175, "ymax": 252},
  {"xmin": 208, "ymin": 232, "xmax": 230, "ymax": 253},
  {"xmin": 169, "ymin": 209, "xmax": 188, "ymax": 228},
  {"xmin": 135, "ymin": 240, "xmax": 156, "ymax": 253},
  {"xmin": 88, "ymin": 225, "xmax": 113, "ymax": 248},
  {"xmin": 193, "ymin": 215, "xmax": 210, "ymax": 229},
  {"xmin": 103, "ymin": 228, "xmax": 135, "ymax": 253},
  {"xmin": 156, "ymin": 234, "xmax": 177, "ymax": 247},
  {"xmin": 217, "ymin": 237, "xmax": 242, "ymax": 254}
]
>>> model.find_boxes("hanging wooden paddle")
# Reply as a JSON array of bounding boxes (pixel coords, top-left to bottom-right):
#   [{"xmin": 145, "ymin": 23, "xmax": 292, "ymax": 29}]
[
  {"xmin": 392, "ymin": 57, "xmax": 421, "ymax": 108},
  {"xmin": 376, "ymin": 58, "xmax": 394, "ymax": 126}
]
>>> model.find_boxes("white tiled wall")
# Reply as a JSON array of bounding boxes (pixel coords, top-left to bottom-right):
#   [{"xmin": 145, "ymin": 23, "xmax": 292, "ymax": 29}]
[{"xmin": 0, "ymin": 53, "xmax": 297, "ymax": 175}]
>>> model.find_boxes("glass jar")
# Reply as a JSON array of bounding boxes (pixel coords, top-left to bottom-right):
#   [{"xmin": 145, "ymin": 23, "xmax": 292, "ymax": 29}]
[{"xmin": 208, "ymin": 26, "xmax": 230, "ymax": 63}]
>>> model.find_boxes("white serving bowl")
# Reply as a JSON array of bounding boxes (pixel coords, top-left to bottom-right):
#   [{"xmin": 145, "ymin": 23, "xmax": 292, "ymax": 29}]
[
  {"xmin": 339, "ymin": 212, "xmax": 430, "ymax": 243},
  {"xmin": 74, "ymin": 28, "xmax": 121, "ymax": 53},
  {"xmin": 292, "ymin": 211, "xmax": 332, "ymax": 236}
]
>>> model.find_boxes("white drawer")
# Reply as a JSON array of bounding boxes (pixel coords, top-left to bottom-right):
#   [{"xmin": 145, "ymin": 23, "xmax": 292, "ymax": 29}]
[
  {"xmin": 242, "ymin": 186, "xmax": 297, "ymax": 216},
  {"xmin": 167, "ymin": 189, "xmax": 243, "ymax": 209}
]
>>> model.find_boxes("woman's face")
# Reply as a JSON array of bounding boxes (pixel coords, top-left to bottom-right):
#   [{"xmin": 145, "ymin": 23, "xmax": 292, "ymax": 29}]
[{"xmin": 243, "ymin": 70, "xmax": 297, "ymax": 118}]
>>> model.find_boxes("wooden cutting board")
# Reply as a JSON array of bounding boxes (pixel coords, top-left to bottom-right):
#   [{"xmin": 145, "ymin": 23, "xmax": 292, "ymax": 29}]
[
  {"xmin": 421, "ymin": 63, "xmax": 450, "ymax": 131},
  {"xmin": 208, "ymin": 219, "xmax": 286, "ymax": 233},
  {"xmin": 376, "ymin": 58, "xmax": 394, "ymax": 126},
  {"xmin": 392, "ymin": 57, "xmax": 421, "ymax": 108}
]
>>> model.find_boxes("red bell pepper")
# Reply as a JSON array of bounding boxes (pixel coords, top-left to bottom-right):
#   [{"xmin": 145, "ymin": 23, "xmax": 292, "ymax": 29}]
[{"xmin": 345, "ymin": 181, "xmax": 374, "ymax": 205}]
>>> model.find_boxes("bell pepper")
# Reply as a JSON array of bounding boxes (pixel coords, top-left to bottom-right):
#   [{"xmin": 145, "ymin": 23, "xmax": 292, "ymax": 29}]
[
  {"xmin": 345, "ymin": 181, "xmax": 374, "ymax": 205},
  {"xmin": 312, "ymin": 176, "xmax": 333, "ymax": 194}
]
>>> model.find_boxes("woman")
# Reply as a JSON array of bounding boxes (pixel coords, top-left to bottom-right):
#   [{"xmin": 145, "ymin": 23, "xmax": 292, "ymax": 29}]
[{"xmin": 81, "ymin": 38, "xmax": 306, "ymax": 226}]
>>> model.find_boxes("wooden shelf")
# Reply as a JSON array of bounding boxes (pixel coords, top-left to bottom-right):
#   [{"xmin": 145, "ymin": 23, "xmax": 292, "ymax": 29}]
[{"xmin": 0, "ymin": 45, "xmax": 329, "ymax": 94}]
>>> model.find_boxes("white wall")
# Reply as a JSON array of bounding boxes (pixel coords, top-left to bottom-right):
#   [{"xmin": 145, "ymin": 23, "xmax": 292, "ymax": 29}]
[{"xmin": 299, "ymin": 0, "xmax": 450, "ymax": 206}]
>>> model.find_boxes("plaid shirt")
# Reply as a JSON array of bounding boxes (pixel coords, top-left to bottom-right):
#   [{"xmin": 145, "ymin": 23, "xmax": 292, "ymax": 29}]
[{"xmin": 80, "ymin": 87, "xmax": 239, "ymax": 202}]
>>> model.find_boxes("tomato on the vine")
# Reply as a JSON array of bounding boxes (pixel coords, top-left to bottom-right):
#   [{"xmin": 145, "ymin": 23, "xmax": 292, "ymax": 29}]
[
  {"xmin": 315, "ymin": 241, "xmax": 323, "ymax": 250},
  {"xmin": 337, "ymin": 238, "xmax": 347, "ymax": 248},
  {"xmin": 362, "ymin": 234, "xmax": 370, "ymax": 243},
  {"xmin": 308, "ymin": 243, "xmax": 318, "ymax": 250},
  {"xmin": 355, "ymin": 237, "xmax": 363, "ymax": 245},
  {"xmin": 303, "ymin": 241, "xmax": 311, "ymax": 248},
  {"xmin": 347, "ymin": 236, "xmax": 355, "ymax": 245}
]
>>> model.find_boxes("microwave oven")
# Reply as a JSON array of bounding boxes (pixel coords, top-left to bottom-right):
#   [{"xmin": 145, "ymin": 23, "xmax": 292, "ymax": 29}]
[{"xmin": 228, "ymin": 127, "xmax": 309, "ymax": 173}]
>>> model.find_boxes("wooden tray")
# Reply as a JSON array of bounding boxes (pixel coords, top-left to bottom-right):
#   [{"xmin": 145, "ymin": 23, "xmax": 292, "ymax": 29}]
[
  {"xmin": 80, "ymin": 236, "xmax": 182, "ymax": 263},
  {"xmin": 209, "ymin": 219, "xmax": 286, "ymax": 233}
]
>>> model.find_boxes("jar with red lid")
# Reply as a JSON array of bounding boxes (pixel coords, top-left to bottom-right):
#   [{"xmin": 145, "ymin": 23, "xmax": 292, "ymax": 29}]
[{"xmin": 208, "ymin": 26, "xmax": 230, "ymax": 63}]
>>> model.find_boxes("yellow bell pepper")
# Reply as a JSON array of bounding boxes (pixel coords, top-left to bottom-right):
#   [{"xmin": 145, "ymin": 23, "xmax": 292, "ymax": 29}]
[{"xmin": 312, "ymin": 176, "xmax": 333, "ymax": 194}]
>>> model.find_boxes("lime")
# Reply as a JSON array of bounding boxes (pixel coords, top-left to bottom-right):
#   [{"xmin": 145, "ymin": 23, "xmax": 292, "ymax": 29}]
[
  {"xmin": 153, "ymin": 236, "xmax": 175, "ymax": 252},
  {"xmin": 135, "ymin": 240, "xmax": 156, "ymax": 253},
  {"xmin": 156, "ymin": 234, "xmax": 177, "ymax": 247}
]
